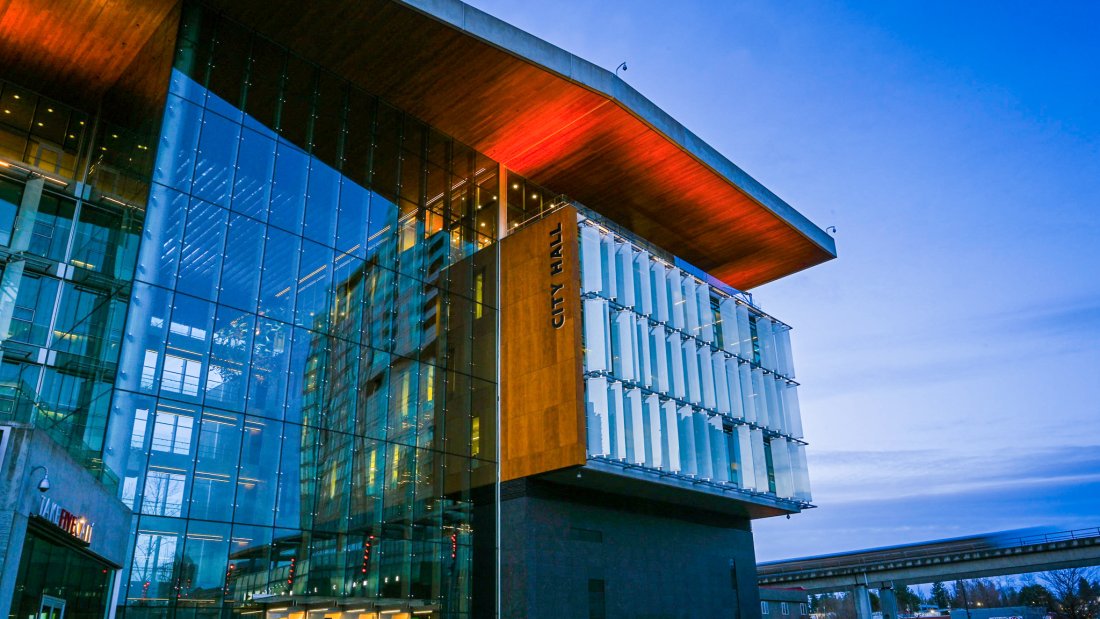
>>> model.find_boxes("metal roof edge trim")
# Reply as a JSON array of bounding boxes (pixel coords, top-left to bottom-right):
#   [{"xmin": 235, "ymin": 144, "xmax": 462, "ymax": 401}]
[{"xmin": 401, "ymin": 0, "xmax": 837, "ymax": 260}]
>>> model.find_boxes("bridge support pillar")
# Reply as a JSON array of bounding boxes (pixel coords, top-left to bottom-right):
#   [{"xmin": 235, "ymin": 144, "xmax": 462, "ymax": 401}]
[
  {"xmin": 853, "ymin": 584, "xmax": 873, "ymax": 619},
  {"xmin": 880, "ymin": 585, "xmax": 899, "ymax": 619}
]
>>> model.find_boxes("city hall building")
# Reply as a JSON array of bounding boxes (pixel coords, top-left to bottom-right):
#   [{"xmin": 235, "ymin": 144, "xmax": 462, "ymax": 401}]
[{"xmin": 0, "ymin": 1, "xmax": 835, "ymax": 618}]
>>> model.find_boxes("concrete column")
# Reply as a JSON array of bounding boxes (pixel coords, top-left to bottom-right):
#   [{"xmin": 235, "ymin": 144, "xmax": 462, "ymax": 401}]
[
  {"xmin": 880, "ymin": 585, "xmax": 899, "ymax": 619},
  {"xmin": 853, "ymin": 584, "xmax": 873, "ymax": 619},
  {"xmin": 9, "ymin": 177, "xmax": 44, "ymax": 252},
  {"xmin": 0, "ymin": 260, "xmax": 26, "ymax": 348}
]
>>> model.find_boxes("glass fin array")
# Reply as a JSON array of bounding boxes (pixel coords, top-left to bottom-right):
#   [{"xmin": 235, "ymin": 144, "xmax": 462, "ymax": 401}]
[{"xmin": 578, "ymin": 217, "xmax": 811, "ymax": 504}]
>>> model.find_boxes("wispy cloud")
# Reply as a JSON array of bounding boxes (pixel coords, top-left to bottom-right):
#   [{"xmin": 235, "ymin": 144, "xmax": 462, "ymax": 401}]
[
  {"xmin": 808, "ymin": 445, "xmax": 1100, "ymax": 502},
  {"xmin": 801, "ymin": 295, "xmax": 1100, "ymax": 397},
  {"xmin": 756, "ymin": 457, "xmax": 1100, "ymax": 562}
]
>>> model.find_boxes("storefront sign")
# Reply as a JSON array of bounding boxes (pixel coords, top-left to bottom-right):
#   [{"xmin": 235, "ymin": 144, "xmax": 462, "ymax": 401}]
[{"xmin": 37, "ymin": 496, "xmax": 93, "ymax": 544}]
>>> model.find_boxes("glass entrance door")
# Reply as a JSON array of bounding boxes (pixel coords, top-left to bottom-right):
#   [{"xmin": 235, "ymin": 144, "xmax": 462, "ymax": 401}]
[{"xmin": 38, "ymin": 595, "xmax": 65, "ymax": 619}]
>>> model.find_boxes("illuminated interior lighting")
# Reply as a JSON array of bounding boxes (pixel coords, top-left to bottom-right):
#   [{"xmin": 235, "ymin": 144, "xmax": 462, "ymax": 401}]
[
  {"xmin": 267, "ymin": 608, "xmax": 290, "ymax": 612},
  {"xmin": 12, "ymin": 95, "xmax": 19, "ymax": 99},
  {"xmin": 36, "ymin": 122, "xmax": 43, "ymax": 126},
  {"xmin": 297, "ymin": 264, "xmax": 327, "ymax": 283},
  {"xmin": 47, "ymin": 108, "xmax": 53, "ymax": 112},
  {"xmin": 112, "ymin": 133, "xmax": 118, "ymax": 138},
  {"xmin": 3, "ymin": 110, "xmax": 9, "ymax": 114},
  {"xmin": 511, "ymin": 183, "xmax": 518, "ymax": 189}
]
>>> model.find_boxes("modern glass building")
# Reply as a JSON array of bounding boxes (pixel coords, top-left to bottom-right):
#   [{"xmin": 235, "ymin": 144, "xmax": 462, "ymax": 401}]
[{"xmin": 0, "ymin": 1, "xmax": 836, "ymax": 618}]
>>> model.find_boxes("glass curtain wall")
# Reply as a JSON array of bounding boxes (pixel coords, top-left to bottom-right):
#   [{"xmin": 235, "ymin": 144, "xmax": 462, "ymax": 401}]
[
  {"xmin": 0, "ymin": 74, "xmax": 155, "ymax": 484},
  {"xmin": 102, "ymin": 4, "xmax": 500, "ymax": 619},
  {"xmin": 577, "ymin": 217, "xmax": 811, "ymax": 504}
]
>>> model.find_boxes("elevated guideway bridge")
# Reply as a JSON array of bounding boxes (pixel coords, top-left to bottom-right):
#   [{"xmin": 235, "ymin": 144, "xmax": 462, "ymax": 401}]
[{"xmin": 757, "ymin": 527, "xmax": 1100, "ymax": 619}]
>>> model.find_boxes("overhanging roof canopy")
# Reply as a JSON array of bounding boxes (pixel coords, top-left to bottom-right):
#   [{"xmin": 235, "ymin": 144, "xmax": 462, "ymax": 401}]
[{"xmin": 0, "ymin": 0, "xmax": 836, "ymax": 289}]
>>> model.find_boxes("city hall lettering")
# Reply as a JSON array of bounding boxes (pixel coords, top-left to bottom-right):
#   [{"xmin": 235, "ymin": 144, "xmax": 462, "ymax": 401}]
[{"xmin": 549, "ymin": 221, "xmax": 566, "ymax": 329}]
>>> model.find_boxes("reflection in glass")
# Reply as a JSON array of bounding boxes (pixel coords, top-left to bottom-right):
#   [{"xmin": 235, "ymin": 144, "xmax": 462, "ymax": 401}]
[{"xmin": 110, "ymin": 6, "xmax": 501, "ymax": 615}]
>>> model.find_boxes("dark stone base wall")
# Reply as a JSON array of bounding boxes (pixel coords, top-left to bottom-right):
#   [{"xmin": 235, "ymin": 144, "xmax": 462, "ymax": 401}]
[{"xmin": 500, "ymin": 478, "xmax": 761, "ymax": 619}]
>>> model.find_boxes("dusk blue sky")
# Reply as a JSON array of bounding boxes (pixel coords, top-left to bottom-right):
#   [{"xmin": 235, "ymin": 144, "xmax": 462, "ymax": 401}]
[{"xmin": 465, "ymin": 1, "xmax": 1100, "ymax": 562}]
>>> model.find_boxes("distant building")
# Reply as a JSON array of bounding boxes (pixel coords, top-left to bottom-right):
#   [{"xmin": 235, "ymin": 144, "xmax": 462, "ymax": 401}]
[{"xmin": 761, "ymin": 587, "xmax": 811, "ymax": 619}]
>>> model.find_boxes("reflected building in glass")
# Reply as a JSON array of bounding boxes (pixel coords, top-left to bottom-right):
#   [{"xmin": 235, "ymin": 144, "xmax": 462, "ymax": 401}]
[{"xmin": 0, "ymin": 1, "xmax": 836, "ymax": 619}]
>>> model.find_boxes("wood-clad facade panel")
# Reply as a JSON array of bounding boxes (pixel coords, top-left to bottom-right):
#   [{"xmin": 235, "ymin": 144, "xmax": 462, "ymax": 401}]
[{"xmin": 499, "ymin": 206, "xmax": 586, "ymax": 481}]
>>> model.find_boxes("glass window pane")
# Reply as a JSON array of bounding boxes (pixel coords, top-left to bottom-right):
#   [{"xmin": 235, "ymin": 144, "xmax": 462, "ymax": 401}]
[
  {"xmin": 303, "ymin": 160, "xmax": 339, "ymax": 244},
  {"xmin": 153, "ymin": 94, "xmax": 203, "ymax": 193},
  {"xmin": 219, "ymin": 214, "xmax": 264, "ymax": 312},
  {"xmin": 295, "ymin": 240, "xmax": 333, "ymax": 330},
  {"xmin": 0, "ymin": 177, "xmax": 23, "ymax": 246},
  {"xmin": 206, "ymin": 306, "xmax": 254, "ymax": 411},
  {"xmin": 71, "ymin": 201, "xmax": 142, "ymax": 278},
  {"xmin": 268, "ymin": 141, "xmax": 308, "ymax": 234},
  {"xmin": 175, "ymin": 198, "xmax": 228, "ymax": 301},
  {"xmin": 247, "ymin": 318, "xmax": 293, "ymax": 420},
  {"xmin": 257, "ymin": 227, "xmax": 300, "ymax": 323},
  {"xmin": 278, "ymin": 56, "xmax": 314, "ymax": 148},
  {"xmin": 231, "ymin": 127, "xmax": 275, "ymax": 221},
  {"xmin": 25, "ymin": 192, "xmax": 75, "ymax": 262},
  {"xmin": 130, "ymin": 516, "xmax": 185, "ymax": 601},
  {"xmin": 136, "ymin": 184, "xmax": 188, "ymax": 288},
  {"xmin": 191, "ymin": 411, "xmax": 241, "ymax": 521},
  {"xmin": 336, "ymin": 179, "xmax": 369, "ymax": 258},
  {"xmin": 205, "ymin": 19, "xmax": 249, "ymax": 121},
  {"xmin": 235, "ymin": 416, "xmax": 281, "ymax": 526},
  {"xmin": 179, "ymin": 520, "xmax": 230, "ymax": 604},
  {"xmin": 242, "ymin": 36, "xmax": 285, "ymax": 132},
  {"xmin": 6, "ymin": 273, "xmax": 58, "ymax": 346},
  {"xmin": 191, "ymin": 108, "xmax": 241, "ymax": 207}
]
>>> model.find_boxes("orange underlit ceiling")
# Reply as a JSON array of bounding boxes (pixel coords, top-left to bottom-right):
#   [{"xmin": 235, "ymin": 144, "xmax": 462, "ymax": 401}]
[{"xmin": 0, "ymin": 0, "xmax": 835, "ymax": 290}]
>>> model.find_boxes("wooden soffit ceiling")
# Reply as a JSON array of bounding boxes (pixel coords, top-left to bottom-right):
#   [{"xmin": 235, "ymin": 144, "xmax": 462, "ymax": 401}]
[
  {"xmin": 0, "ymin": 0, "xmax": 835, "ymax": 289},
  {"xmin": 0, "ymin": 0, "xmax": 179, "ymax": 117},
  {"xmin": 207, "ymin": 0, "xmax": 835, "ymax": 290}
]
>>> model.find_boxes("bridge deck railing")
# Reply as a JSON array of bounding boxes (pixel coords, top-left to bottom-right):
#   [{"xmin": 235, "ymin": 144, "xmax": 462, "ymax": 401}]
[{"xmin": 758, "ymin": 526, "xmax": 1100, "ymax": 577}]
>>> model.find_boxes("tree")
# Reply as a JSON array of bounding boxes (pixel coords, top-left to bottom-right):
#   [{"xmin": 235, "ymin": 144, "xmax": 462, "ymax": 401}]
[
  {"xmin": 1019, "ymin": 584, "xmax": 1054, "ymax": 611},
  {"xmin": 897, "ymin": 586, "xmax": 922, "ymax": 614},
  {"xmin": 1040, "ymin": 568, "xmax": 1100, "ymax": 619},
  {"xmin": 931, "ymin": 582, "xmax": 951, "ymax": 609}
]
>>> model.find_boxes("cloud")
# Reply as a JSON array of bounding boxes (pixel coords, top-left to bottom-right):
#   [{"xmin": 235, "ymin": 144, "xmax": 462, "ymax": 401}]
[
  {"xmin": 754, "ymin": 446, "xmax": 1100, "ymax": 564},
  {"xmin": 807, "ymin": 445, "xmax": 1100, "ymax": 502}
]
